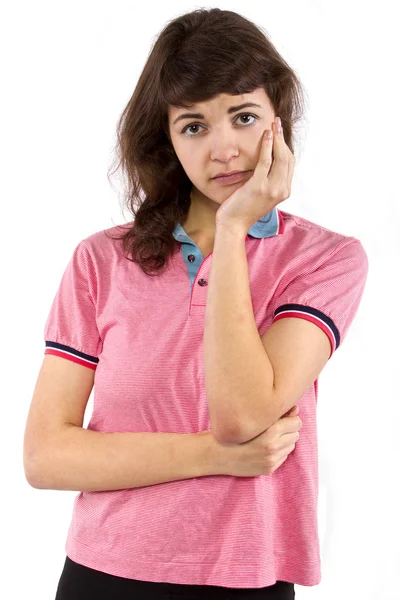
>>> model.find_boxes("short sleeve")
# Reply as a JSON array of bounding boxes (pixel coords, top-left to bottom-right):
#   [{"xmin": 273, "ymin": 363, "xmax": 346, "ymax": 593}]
[
  {"xmin": 271, "ymin": 239, "xmax": 369, "ymax": 359},
  {"xmin": 44, "ymin": 240, "xmax": 102, "ymax": 370}
]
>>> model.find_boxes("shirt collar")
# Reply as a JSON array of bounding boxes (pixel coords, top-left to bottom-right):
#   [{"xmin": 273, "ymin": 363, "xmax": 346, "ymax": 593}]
[{"xmin": 173, "ymin": 206, "xmax": 285, "ymax": 243}]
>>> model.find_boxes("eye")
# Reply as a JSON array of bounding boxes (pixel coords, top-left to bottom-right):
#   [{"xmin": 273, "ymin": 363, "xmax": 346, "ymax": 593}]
[{"xmin": 181, "ymin": 113, "xmax": 258, "ymax": 137}]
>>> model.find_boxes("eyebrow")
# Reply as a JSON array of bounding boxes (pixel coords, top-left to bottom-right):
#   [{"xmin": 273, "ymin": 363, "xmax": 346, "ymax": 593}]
[{"xmin": 172, "ymin": 102, "xmax": 263, "ymax": 126}]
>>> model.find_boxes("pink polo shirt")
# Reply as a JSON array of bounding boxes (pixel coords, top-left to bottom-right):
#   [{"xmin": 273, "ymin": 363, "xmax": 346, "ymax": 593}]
[{"xmin": 43, "ymin": 207, "xmax": 368, "ymax": 588}]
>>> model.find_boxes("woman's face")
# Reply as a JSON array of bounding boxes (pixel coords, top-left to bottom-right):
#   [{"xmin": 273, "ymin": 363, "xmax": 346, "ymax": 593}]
[{"xmin": 167, "ymin": 87, "xmax": 276, "ymax": 207}]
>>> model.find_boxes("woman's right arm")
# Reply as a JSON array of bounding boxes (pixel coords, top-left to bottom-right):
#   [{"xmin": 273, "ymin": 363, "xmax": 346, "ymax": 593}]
[
  {"xmin": 23, "ymin": 355, "xmax": 226, "ymax": 492},
  {"xmin": 26, "ymin": 426, "xmax": 222, "ymax": 492}
]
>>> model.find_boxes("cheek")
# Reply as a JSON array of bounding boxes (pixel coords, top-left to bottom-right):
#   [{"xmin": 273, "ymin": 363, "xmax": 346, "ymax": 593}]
[
  {"xmin": 173, "ymin": 144, "xmax": 193, "ymax": 167},
  {"xmin": 174, "ymin": 147, "xmax": 203, "ymax": 175}
]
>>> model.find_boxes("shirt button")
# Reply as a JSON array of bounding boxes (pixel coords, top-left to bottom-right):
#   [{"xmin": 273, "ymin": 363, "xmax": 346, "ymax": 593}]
[
  {"xmin": 198, "ymin": 279, "xmax": 208, "ymax": 287},
  {"xmin": 188, "ymin": 254, "xmax": 195, "ymax": 262}
]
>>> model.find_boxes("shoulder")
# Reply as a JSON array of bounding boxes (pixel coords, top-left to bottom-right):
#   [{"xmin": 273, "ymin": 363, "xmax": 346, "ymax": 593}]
[
  {"xmin": 279, "ymin": 209, "xmax": 366, "ymax": 260},
  {"xmin": 280, "ymin": 209, "xmax": 350, "ymax": 239},
  {"xmin": 78, "ymin": 221, "xmax": 134, "ymax": 259}
]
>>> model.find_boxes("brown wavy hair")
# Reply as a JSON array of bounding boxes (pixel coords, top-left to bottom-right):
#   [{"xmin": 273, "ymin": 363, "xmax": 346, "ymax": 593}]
[{"xmin": 106, "ymin": 7, "xmax": 307, "ymax": 276}]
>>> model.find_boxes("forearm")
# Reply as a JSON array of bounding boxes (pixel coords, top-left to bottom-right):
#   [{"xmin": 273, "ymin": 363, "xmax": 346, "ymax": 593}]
[
  {"xmin": 204, "ymin": 223, "xmax": 274, "ymax": 442},
  {"xmin": 27, "ymin": 427, "xmax": 222, "ymax": 492}
]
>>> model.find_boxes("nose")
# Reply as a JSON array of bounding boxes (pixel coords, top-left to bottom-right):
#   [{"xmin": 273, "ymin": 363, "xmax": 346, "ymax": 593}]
[{"xmin": 210, "ymin": 137, "xmax": 240, "ymax": 162}]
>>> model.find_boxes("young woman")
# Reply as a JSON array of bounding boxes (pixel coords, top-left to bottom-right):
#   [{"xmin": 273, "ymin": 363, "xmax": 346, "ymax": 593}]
[{"xmin": 23, "ymin": 8, "xmax": 368, "ymax": 600}]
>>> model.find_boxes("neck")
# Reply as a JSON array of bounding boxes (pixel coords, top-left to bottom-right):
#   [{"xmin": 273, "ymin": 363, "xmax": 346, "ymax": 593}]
[{"xmin": 182, "ymin": 189, "xmax": 218, "ymax": 240}]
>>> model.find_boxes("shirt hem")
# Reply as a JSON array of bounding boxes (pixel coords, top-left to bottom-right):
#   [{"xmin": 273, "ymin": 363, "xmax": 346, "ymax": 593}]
[{"xmin": 65, "ymin": 535, "xmax": 322, "ymax": 589}]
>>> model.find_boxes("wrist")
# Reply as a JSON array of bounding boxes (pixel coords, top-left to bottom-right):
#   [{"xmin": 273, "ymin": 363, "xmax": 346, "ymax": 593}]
[
  {"xmin": 215, "ymin": 218, "xmax": 248, "ymax": 240},
  {"xmin": 196, "ymin": 430, "xmax": 233, "ymax": 477}
]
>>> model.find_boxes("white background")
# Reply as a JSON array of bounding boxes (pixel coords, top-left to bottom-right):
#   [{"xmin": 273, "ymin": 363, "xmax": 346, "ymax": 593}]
[{"xmin": 2, "ymin": 1, "xmax": 399, "ymax": 598}]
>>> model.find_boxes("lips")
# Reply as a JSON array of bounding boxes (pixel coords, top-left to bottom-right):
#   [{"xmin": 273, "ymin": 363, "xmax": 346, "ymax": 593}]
[
  {"xmin": 213, "ymin": 170, "xmax": 247, "ymax": 179},
  {"xmin": 213, "ymin": 171, "xmax": 250, "ymax": 184}
]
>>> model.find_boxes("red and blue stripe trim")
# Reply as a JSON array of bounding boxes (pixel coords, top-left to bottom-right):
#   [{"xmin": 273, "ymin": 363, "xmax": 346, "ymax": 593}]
[
  {"xmin": 273, "ymin": 303, "xmax": 340, "ymax": 358},
  {"xmin": 45, "ymin": 341, "xmax": 99, "ymax": 370}
]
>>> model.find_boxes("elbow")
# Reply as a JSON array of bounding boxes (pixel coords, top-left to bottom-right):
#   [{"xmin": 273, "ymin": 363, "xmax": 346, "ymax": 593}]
[
  {"xmin": 23, "ymin": 453, "xmax": 49, "ymax": 490},
  {"xmin": 211, "ymin": 401, "xmax": 277, "ymax": 445},
  {"xmin": 25, "ymin": 474, "xmax": 41, "ymax": 489},
  {"xmin": 213, "ymin": 419, "xmax": 257, "ymax": 445},
  {"xmin": 215, "ymin": 415, "xmax": 277, "ymax": 445},
  {"xmin": 25, "ymin": 470, "xmax": 49, "ymax": 490},
  {"xmin": 24, "ymin": 460, "xmax": 40, "ymax": 489},
  {"xmin": 218, "ymin": 427, "xmax": 258, "ymax": 445},
  {"xmin": 210, "ymin": 406, "xmax": 241, "ymax": 445},
  {"xmin": 212, "ymin": 420, "xmax": 241, "ymax": 445}
]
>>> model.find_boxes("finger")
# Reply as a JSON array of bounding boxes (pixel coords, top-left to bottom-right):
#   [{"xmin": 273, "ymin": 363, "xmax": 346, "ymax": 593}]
[
  {"xmin": 287, "ymin": 152, "xmax": 296, "ymax": 195},
  {"xmin": 252, "ymin": 129, "xmax": 274, "ymax": 186},
  {"xmin": 280, "ymin": 415, "xmax": 301, "ymax": 434},
  {"xmin": 266, "ymin": 122, "xmax": 290, "ymax": 192},
  {"xmin": 279, "ymin": 125, "xmax": 291, "ymax": 184},
  {"xmin": 278, "ymin": 124, "xmax": 296, "ymax": 194}
]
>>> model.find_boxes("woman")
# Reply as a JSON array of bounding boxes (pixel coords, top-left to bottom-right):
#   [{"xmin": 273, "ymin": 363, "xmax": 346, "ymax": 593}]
[{"xmin": 23, "ymin": 8, "xmax": 368, "ymax": 599}]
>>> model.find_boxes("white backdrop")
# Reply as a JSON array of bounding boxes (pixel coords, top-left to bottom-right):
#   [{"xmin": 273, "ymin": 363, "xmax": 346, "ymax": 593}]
[{"xmin": 2, "ymin": 1, "xmax": 399, "ymax": 598}]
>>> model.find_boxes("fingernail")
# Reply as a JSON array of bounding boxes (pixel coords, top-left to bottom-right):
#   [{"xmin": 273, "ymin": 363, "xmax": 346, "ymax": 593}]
[{"xmin": 276, "ymin": 117, "xmax": 282, "ymax": 133}]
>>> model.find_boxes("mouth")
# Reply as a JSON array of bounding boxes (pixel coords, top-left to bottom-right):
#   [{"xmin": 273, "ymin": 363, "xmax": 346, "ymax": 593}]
[{"xmin": 213, "ymin": 171, "xmax": 251, "ymax": 184}]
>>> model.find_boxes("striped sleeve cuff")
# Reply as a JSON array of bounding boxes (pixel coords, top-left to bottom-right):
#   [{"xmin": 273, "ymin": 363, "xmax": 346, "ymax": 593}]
[
  {"xmin": 44, "ymin": 341, "xmax": 99, "ymax": 370},
  {"xmin": 273, "ymin": 303, "xmax": 340, "ymax": 359}
]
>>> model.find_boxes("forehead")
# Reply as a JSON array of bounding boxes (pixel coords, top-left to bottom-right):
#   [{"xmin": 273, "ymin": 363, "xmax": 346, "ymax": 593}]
[{"xmin": 168, "ymin": 88, "xmax": 271, "ymax": 118}]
